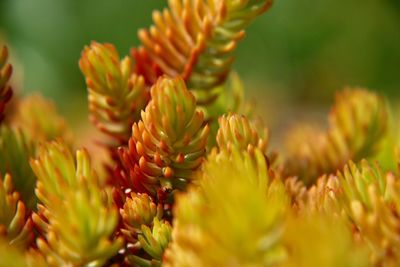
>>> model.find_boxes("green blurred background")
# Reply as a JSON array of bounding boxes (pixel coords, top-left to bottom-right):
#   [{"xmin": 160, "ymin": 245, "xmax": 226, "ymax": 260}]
[{"xmin": 0, "ymin": 0, "xmax": 399, "ymax": 128}]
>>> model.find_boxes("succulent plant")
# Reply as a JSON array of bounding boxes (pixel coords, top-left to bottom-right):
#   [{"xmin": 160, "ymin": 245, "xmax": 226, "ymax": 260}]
[
  {"xmin": 30, "ymin": 141, "xmax": 123, "ymax": 266},
  {"xmin": 134, "ymin": 0, "xmax": 273, "ymax": 105},
  {"xmin": 118, "ymin": 76, "xmax": 209, "ymax": 199},
  {"xmin": 0, "ymin": 173, "xmax": 33, "ymax": 248},
  {"xmin": 0, "ymin": 1, "xmax": 399, "ymax": 266},
  {"xmin": 0, "ymin": 126, "xmax": 37, "ymax": 210},
  {"xmin": 163, "ymin": 147, "xmax": 288, "ymax": 266},
  {"xmin": 80, "ymin": 42, "xmax": 148, "ymax": 146},
  {"xmin": 285, "ymin": 88, "xmax": 388, "ymax": 184}
]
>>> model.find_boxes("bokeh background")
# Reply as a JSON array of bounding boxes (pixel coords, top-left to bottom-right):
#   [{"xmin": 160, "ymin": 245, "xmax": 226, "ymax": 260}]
[{"xmin": 1, "ymin": 0, "xmax": 399, "ymax": 134}]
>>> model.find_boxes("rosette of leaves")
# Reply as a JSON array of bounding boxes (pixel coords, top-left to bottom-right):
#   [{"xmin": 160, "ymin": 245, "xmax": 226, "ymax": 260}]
[
  {"xmin": 118, "ymin": 76, "xmax": 209, "ymax": 198},
  {"xmin": 285, "ymin": 88, "xmax": 388, "ymax": 184},
  {"xmin": 0, "ymin": 173, "xmax": 33, "ymax": 248},
  {"xmin": 80, "ymin": 42, "xmax": 148, "ymax": 145},
  {"xmin": 0, "ymin": 46, "xmax": 13, "ymax": 123},
  {"xmin": 120, "ymin": 192, "xmax": 163, "ymax": 243},
  {"xmin": 120, "ymin": 192, "xmax": 171, "ymax": 266},
  {"xmin": 0, "ymin": 126, "xmax": 36, "ymax": 210},
  {"xmin": 163, "ymin": 147, "xmax": 287, "ymax": 266},
  {"xmin": 134, "ymin": 0, "xmax": 273, "ymax": 104},
  {"xmin": 127, "ymin": 217, "xmax": 172, "ymax": 267},
  {"xmin": 216, "ymin": 112, "xmax": 268, "ymax": 154},
  {"xmin": 30, "ymin": 141, "xmax": 123, "ymax": 266}
]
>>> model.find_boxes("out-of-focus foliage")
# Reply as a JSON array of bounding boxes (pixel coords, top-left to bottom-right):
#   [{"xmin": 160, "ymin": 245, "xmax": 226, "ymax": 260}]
[
  {"xmin": 1, "ymin": 0, "xmax": 400, "ymax": 111},
  {"xmin": 336, "ymin": 161, "xmax": 400, "ymax": 266},
  {"xmin": 281, "ymin": 214, "xmax": 369, "ymax": 267},
  {"xmin": 0, "ymin": 46, "xmax": 12, "ymax": 123},
  {"xmin": 164, "ymin": 147, "xmax": 288, "ymax": 267},
  {"xmin": 0, "ymin": 238, "xmax": 48, "ymax": 267},
  {"xmin": 0, "ymin": 126, "xmax": 36, "ymax": 209},
  {"xmin": 12, "ymin": 94, "xmax": 70, "ymax": 142},
  {"xmin": 0, "ymin": 173, "xmax": 33, "ymax": 248},
  {"xmin": 284, "ymin": 88, "xmax": 389, "ymax": 184},
  {"xmin": 0, "ymin": 0, "xmax": 399, "ymax": 266}
]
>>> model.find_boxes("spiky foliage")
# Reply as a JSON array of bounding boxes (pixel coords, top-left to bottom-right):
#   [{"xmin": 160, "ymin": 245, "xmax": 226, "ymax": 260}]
[
  {"xmin": 217, "ymin": 112, "xmax": 268, "ymax": 153},
  {"xmin": 118, "ymin": 76, "xmax": 209, "ymax": 198},
  {"xmin": 0, "ymin": 174, "xmax": 33, "ymax": 248},
  {"xmin": 127, "ymin": 217, "xmax": 172, "ymax": 267},
  {"xmin": 335, "ymin": 160, "xmax": 400, "ymax": 266},
  {"xmin": 285, "ymin": 88, "xmax": 388, "ymax": 184},
  {"xmin": 0, "ymin": 46, "xmax": 13, "ymax": 123},
  {"xmin": 199, "ymin": 72, "xmax": 252, "ymax": 148},
  {"xmin": 303, "ymin": 174, "xmax": 342, "ymax": 215},
  {"xmin": 134, "ymin": 0, "xmax": 273, "ymax": 104},
  {"xmin": 0, "ymin": 126, "xmax": 36, "ymax": 209},
  {"xmin": 120, "ymin": 192, "xmax": 163, "ymax": 243},
  {"xmin": 30, "ymin": 141, "xmax": 123, "ymax": 266},
  {"xmin": 163, "ymin": 147, "xmax": 287, "ymax": 267},
  {"xmin": 13, "ymin": 94, "xmax": 70, "ymax": 142},
  {"xmin": 3, "ymin": 1, "xmax": 400, "ymax": 266},
  {"xmin": 80, "ymin": 42, "xmax": 148, "ymax": 145}
]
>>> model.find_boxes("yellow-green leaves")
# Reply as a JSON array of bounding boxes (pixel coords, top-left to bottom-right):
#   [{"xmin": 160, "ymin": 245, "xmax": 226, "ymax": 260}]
[
  {"xmin": 138, "ymin": 218, "xmax": 171, "ymax": 260},
  {"xmin": 336, "ymin": 160, "xmax": 400, "ymax": 265},
  {"xmin": 0, "ymin": 174, "xmax": 33, "ymax": 248},
  {"xmin": 127, "ymin": 217, "xmax": 172, "ymax": 267},
  {"xmin": 80, "ymin": 42, "xmax": 148, "ymax": 144},
  {"xmin": 290, "ymin": 159, "xmax": 400, "ymax": 266},
  {"xmin": 30, "ymin": 141, "xmax": 123, "ymax": 266},
  {"xmin": 119, "ymin": 76, "xmax": 209, "ymax": 197},
  {"xmin": 135, "ymin": 0, "xmax": 273, "ymax": 104},
  {"xmin": 0, "ymin": 238, "xmax": 49, "ymax": 267},
  {"xmin": 0, "ymin": 46, "xmax": 13, "ymax": 123},
  {"xmin": 120, "ymin": 192, "xmax": 163, "ymax": 243},
  {"xmin": 0, "ymin": 126, "xmax": 36, "ymax": 209},
  {"xmin": 282, "ymin": 214, "xmax": 369, "ymax": 267},
  {"xmin": 2, "ymin": 3, "xmax": 399, "ymax": 266},
  {"xmin": 285, "ymin": 88, "xmax": 388, "ymax": 184},
  {"xmin": 186, "ymin": 0, "xmax": 273, "ymax": 94},
  {"xmin": 164, "ymin": 147, "xmax": 287, "ymax": 266},
  {"xmin": 217, "ymin": 113, "xmax": 268, "ymax": 153}
]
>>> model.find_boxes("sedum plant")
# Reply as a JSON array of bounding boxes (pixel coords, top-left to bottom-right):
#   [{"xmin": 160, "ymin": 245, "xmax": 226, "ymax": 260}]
[
  {"xmin": 0, "ymin": 173, "xmax": 33, "ymax": 248},
  {"xmin": 80, "ymin": 42, "xmax": 148, "ymax": 146},
  {"xmin": 163, "ymin": 146, "xmax": 288, "ymax": 267},
  {"xmin": 284, "ymin": 88, "xmax": 389, "ymax": 184},
  {"xmin": 118, "ymin": 76, "xmax": 209, "ymax": 199},
  {"xmin": 30, "ymin": 141, "xmax": 123, "ymax": 266},
  {"xmin": 1, "ymin": 1, "xmax": 400, "ymax": 266}
]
